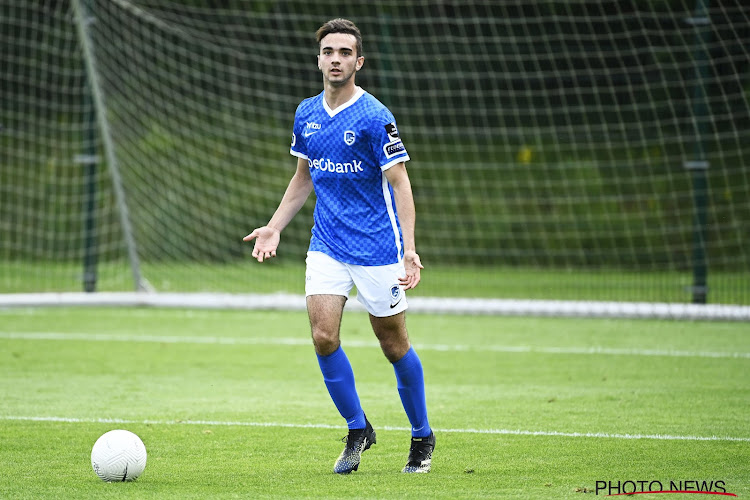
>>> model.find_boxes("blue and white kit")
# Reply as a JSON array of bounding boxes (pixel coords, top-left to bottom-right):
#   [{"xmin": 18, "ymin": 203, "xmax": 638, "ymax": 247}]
[{"xmin": 290, "ymin": 86, "xmax": 410, "ymax": 266}]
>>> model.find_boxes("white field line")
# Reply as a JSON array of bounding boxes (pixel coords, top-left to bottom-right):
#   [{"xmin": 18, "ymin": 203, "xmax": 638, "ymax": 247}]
[
  {"xmin": 3, "ymin": 292, "xmax": 750, "ymax": 320},
  {"xmin": 2, "ymin": 415, "xmax": 749, "ymax": 442},
  {"xmin": 1, "ymin": 331, "xmax": 749, "ymax": 359}
]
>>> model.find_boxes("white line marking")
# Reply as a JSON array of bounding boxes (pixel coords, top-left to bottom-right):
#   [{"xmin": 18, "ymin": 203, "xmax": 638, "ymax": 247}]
[
  {"xmin": 2, "ymin": 291, "xmax": 750, "ymax": 320},
  {"xmin": 2, "ymin": 415, "xmax": 748, "ymax": 442},
  {"xmin": 1, "ymin": 331, "xmax": 748, "ymax": 359}
]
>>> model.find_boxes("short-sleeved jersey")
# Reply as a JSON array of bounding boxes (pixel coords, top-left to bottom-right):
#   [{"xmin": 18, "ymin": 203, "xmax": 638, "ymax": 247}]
[{"xmin": 290, "ymin": 87, "xmax": 410, "ymax": 266}]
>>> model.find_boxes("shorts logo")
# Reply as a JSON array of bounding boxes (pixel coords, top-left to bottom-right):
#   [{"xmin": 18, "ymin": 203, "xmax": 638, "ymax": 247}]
[
  {"xmin": 389, "ymin": 284, "xmax": 402, "ymax": 308},
  {"xmin": 344, "ymin": 130, "xmax": 356, "ymax": 145},
  {"xmin": 291, "ymin": 132, "xmax": 296, "ymax": 147}
]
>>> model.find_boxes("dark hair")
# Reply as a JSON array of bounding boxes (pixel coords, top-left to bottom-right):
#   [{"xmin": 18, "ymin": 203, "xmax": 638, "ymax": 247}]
[{"xmin": 315, "ymin": 18, "xmax": 363, "ymax": 57}]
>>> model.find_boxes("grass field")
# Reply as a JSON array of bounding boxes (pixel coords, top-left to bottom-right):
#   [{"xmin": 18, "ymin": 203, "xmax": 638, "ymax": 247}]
[
  {"xmin": 1, "ymin": 307, "xmax": 748, "ymax": 499},
  {"xmin": 5, "ymin": 260, "xmax": 750, "ymax": 305}
]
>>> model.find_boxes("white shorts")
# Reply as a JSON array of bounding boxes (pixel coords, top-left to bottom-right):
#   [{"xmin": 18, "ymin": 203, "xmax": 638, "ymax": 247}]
[{"xmin": 305, "ymin": 251, "xmax": 408, "ymax": 317}]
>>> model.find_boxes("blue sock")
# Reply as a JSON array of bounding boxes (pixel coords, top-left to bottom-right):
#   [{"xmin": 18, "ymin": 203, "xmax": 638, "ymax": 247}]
[
  {"xmin": 393, "ymin": 347, "xmax": 431, "ymax": 438},
  {"xmin": 317, "ymin": 346, "xmax": 366, "ymax": 430}
]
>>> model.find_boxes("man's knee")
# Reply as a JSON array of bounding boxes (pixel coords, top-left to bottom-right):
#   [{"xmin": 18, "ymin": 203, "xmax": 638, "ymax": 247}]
[
  {"xmin": 311, "ymin": 327, "xmax": 340, "ymax": 356},
  {"xmin": 370, "ymin": 312, "xmax": 411, "ymax": 363},
  {"xmin": 380, "ymin": 337, "xmax": 410, "ymax": 363},
  {"xmin": 307, "ymin": 294, "xmax": 346, "ymax": 356}
]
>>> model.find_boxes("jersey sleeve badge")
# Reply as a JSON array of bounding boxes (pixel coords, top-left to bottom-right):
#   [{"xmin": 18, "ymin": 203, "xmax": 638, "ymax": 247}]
[{"xmin": 383, "ymin": 122, "xmax": 406, "ymax": 158}]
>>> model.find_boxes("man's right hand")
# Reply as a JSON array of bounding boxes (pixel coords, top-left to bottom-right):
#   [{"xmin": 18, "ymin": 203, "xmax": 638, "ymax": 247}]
[{"xmin": 243, "ymin": 226, "xmax": 281, "ymax": 262}]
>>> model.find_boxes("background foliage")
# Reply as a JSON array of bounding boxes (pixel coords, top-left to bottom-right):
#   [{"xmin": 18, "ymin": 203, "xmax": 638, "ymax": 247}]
[{"xmin": 1, "ymin": 1, "xmax": 748, "ymax": 302}]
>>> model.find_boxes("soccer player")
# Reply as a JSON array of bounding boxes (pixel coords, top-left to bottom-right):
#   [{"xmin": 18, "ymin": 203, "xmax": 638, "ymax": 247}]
[{"xmin": 243, "ymin": 18, "xmax": 434, "ymax": 474}]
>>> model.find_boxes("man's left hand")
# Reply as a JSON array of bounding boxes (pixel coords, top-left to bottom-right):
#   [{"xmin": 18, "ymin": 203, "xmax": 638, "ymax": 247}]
[{"xmin": 399, "ymin": 250, "xmax": 424, "ymax": 290}]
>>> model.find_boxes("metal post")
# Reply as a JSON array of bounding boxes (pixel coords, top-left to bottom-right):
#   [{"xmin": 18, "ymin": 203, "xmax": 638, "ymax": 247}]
[
  {"xmin": 378, "ymin": 12, "xmax": 393, "ymax": 106},
  {"xmin": 72, "ymin": 0, "xmax": 147, "ymax": 292},
  {"xmin": 78, "ymin": 82, "xmax": 98, "ymax": 292},
  {"xmin": 685, "ymin": 0, "xmax": 711, "ymax": 304}
]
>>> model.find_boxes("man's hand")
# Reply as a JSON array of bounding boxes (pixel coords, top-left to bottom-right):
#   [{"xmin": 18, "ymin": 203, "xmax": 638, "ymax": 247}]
[
  {"xmin": 243, "ymin": 226, "xmax": 280, "ymax": 263},
  {"xmin": 399, "ymin": 250, "xmax": 424, "ymax": 290}
]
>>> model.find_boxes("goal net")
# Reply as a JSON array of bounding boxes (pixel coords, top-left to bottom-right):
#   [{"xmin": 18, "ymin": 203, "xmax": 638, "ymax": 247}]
[{"xmin": 2, "ymin": 0, "xmax": 748, "ymax": 318}]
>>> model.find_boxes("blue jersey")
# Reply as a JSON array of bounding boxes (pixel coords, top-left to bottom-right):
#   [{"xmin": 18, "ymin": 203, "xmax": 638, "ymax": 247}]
[{"xmin": 290, "ymin": 87, "xmax": 410, "ymax": 266}]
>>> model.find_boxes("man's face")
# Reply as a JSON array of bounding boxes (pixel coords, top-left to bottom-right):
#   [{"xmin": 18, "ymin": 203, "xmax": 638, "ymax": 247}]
[{"xmin": 318, "ymin": 33, "xmax": 364, "ymax": 87}]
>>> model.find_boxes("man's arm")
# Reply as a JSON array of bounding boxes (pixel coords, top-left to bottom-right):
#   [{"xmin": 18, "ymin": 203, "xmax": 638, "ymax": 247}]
[
  {"xmin": 384, "ymin": 162, "xmax": 424, "ymax": 290},
  {"xmin": 243, "ymin": 157, "xmax": 313, "ymax": 262}
]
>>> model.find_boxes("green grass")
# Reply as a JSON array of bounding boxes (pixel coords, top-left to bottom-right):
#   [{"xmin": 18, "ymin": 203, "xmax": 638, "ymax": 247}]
[
  {"xmin": 3, "ymin": 260, "xmax": 749, "ymax": 304},
  {"xmin": 1, "ymin": 307, "xmax": 749, "ymax": 499}
]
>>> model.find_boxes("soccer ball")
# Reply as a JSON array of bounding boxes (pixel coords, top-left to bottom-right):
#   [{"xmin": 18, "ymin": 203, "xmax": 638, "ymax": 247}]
[{"xmin": 91, "ymin": 429, "xmax": 147, "ymax": 482}]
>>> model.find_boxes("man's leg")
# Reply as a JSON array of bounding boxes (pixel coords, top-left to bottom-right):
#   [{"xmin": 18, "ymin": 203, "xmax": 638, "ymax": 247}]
[
  {"xmin": 370, "ymin": 312, "xmax": 431, "ymax": 437},
  {"xmin": 308, "ymin": 294, "xmax": 374, "ymax": 474},
  {"xmin": 370, "ymin": 312, "xmax": 434, "ymax": 473},
  {"xmin": 308, "ymin": 294, "xmax": 365, "ymax": 429}
]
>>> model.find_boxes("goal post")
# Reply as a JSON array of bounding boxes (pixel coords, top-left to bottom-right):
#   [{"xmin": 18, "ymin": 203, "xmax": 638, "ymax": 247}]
[
  {"xmin": 684, "ymin": 0, "xmax": 710, "ymax": 305},
  {"xmin": 72, "ymin": 0, "xmax": 147, "ymax": 292},
  {"xmin": 1, "ymin": 0, "xmax": 748, "ymax": 318}
]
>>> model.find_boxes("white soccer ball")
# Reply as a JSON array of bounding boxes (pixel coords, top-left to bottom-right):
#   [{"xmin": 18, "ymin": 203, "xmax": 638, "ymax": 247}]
[{"xmin": 91, "ymin": 429, "xmax": 147, "ymax": 482}]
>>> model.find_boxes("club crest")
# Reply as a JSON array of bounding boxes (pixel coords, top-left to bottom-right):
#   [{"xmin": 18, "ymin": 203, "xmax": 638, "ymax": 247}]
[{"xmin": 344, "ymin": 130, "xmax": 356, "ymax": 145}]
